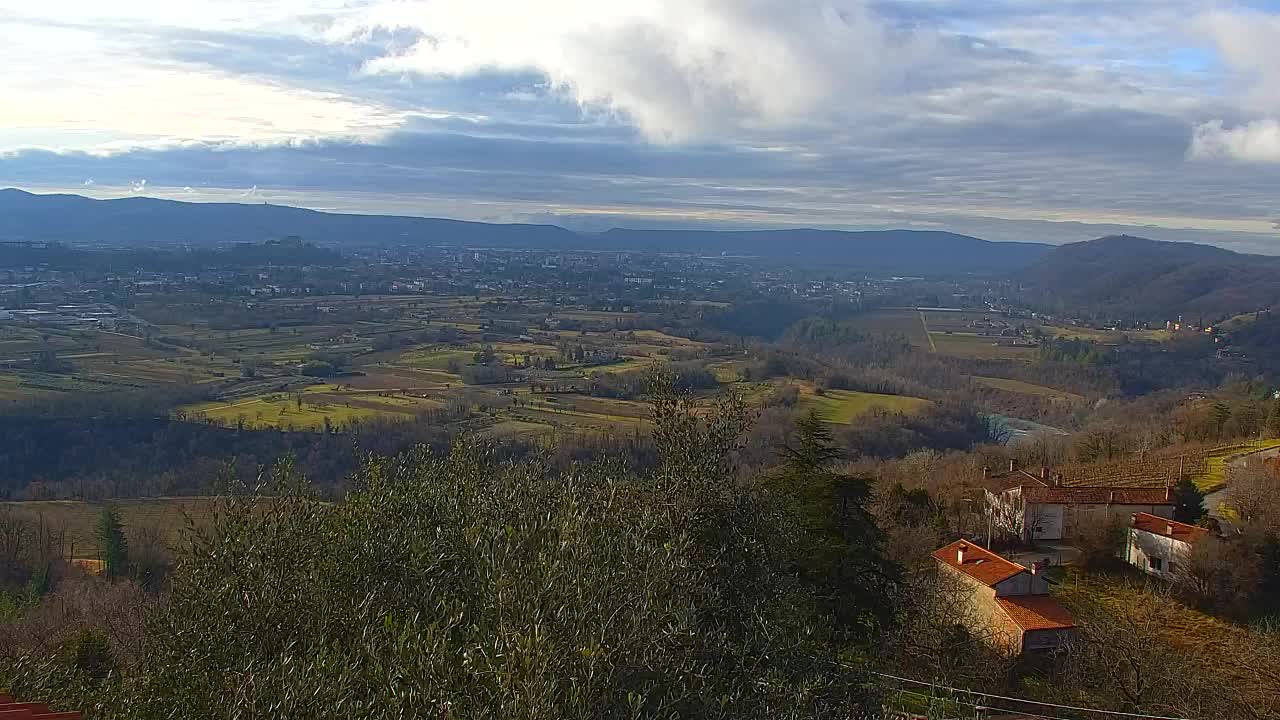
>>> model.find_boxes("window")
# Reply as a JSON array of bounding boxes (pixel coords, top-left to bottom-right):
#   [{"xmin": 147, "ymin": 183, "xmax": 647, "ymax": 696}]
[{"xmin": 1149, "ymin": 557, "xmax": 1163, "ymax": 571}]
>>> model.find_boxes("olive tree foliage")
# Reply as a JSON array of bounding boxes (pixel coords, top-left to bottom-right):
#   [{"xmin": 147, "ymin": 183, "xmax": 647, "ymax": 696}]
[{"xmin": 4, "ymin": 373, "xmax": 878, "ymax": 719}]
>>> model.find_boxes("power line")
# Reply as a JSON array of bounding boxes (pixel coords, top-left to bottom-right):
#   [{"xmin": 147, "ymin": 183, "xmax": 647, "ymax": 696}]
[
  {"xmin": 889, "ymin": 682, "xmax": 1076, "ymax": 720},
  {"xmin": 868, "ymin": 669, "xmax": 1195, "ymax": 720},
  {"xmin": 944, "ymin": 694, "xmax": 1078, "ymax": 720},
  {"xmin": 850, "ymin": 665, "xmax": 1197, "ymax": 720}
]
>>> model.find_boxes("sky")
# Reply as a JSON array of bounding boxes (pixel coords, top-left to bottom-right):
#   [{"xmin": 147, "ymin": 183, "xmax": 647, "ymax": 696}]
[{"xmin": 4, "ymin": 0, "xmax": 1280, "ymax": 251}]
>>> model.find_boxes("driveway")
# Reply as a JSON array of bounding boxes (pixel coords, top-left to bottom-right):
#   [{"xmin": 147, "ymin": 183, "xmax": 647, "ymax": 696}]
[
  {"xmin": 1204, "ymin": 445, "xmax": 1280, "ymax": 531},
  {"xmin": 1007, "ymin": 544, "xmax": 1080, "ymax": 568}
]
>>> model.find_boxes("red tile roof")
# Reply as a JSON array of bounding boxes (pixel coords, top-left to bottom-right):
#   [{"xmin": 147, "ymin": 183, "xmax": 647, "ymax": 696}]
[
  {"xmin": 1021, "ymin": 486, "xmax": 1172, "ymax": 506},
  {"xmin": 1131, "ymin": 512, "xmax": 1210, "ymax": 544},
  {"xmin": 996, "ymin": 595, "xmax": 1076, "ymax": 631},
  {"xmin": 932, "ymin": 539, "xmax": 1028, "ymax": 587},
  {"xmin": 0, "ymin": 696, "xmax": 82, "ymax": 719},
  {"xmin": 984, "ymin": 472, "xmax": 1049, "ymax": 493}
]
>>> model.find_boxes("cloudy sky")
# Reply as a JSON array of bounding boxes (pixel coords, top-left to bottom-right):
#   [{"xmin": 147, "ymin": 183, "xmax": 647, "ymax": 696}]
[{"xmin": 4, "ymin": 1, "xmax": 1280, "ymax": 250}]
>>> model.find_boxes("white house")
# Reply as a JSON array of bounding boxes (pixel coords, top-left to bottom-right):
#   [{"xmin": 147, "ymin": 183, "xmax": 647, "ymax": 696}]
[
  {"xmin": 1123, "ymin": 512, "xmax": 1210, "ymax": 580},
  {"xmin": 985, "ymin": 469, "xmax": 1174, "ymax": 543}
]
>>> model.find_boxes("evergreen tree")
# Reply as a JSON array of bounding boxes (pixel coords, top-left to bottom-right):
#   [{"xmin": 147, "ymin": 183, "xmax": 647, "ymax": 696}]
[
  {"xmin": 1171, "ymin": 476, "xmax": 1207, "ymax": 525},
  {"xmin": 775, "ymin": 410, "xmax": 901, "ymax": 637},
  {"xmin": 95, "ymin": 507, "xmax": 129, "ymax": 579}
]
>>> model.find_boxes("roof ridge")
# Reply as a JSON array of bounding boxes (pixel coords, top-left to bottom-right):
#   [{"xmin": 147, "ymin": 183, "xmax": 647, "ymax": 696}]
[{"xmin": 932, "ymin": 539, "xmax": 1029, "ymax": 587}]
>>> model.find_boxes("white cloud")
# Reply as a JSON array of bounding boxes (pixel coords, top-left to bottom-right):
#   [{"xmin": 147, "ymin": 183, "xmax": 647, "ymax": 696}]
[
  {"xmin": 1188, "ymin": 10, "xmax": 1280, "ymax": 164},
  {"xmin": 1198, "ymin": 10, "xmax": 1280, "ymax": 115},
  {"xmin": 0, "ymin": 10, "xmax": 407, "ymax": 152},
  {"xmin": 343, "ymin": 0, "xmax": 939, "ymax": 142},
  {"xmin": 1189, "ymin": 119, "xmax": 1280, "ymax": 164}
]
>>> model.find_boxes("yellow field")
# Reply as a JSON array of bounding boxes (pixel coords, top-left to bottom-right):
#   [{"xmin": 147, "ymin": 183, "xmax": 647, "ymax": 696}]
[
  {"xmin": 582, "ymin": 358, "xmax": 650, "ymax": 375},
  {"xmin": 970, "ymin": 375, "xmax": 1084, "ymax": 402},
  {"xmin": 1195, "ymin": 439, "xmax": 1280, "ymax": 492},
  {"xmin": 1042, "ymin": 325, "xmax": 1170, "ymax": 343},
  {"xmin": 182, "ymin": 393, "xmax": 394, "ymax": 430},
  {"xmin": 708, "ymin": 360, "xmax": 746, "ymax": 382},
  {"xmin": 799, "ymin": 388, "xmax": 930, "ymax": 424},
  {"xmin": 627, "ymin": 330, "xmax": 711, "ymax": 347}
]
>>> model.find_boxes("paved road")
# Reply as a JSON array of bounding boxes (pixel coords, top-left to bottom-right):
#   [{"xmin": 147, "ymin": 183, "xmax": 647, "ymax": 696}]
[{"xmin": 1204, "ymin": 446, "xmax": 1280, "ymax": 529}]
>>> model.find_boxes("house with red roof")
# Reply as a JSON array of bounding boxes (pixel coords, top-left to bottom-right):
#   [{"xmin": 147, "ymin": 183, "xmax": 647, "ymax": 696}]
[
  {"xmin": 932, "ymin": 539, "xmax": 1076, "ymax": 655},
  {"xmin": 984, "ymin": 465, "xmax": 1174, "ymax": 542},
  {"xmin": 1123, "ymin": 512, "xmax": 1211, "ymax": 580}
]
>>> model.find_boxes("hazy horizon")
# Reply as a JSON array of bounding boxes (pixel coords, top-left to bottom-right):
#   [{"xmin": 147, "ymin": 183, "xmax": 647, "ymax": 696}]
[{"xmin": 4, "ymin": 2, "xmax": 1280, "ymax": 252}]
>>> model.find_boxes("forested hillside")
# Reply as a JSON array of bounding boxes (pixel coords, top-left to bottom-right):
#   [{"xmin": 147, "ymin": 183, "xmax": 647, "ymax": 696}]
[{"xmin": 1022, "ymin": 235, "xmax": 1280, "ymax": 320}]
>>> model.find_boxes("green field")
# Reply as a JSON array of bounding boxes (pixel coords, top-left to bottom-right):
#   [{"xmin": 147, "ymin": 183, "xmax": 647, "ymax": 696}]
[
  {"xmin": 396, "ymin": 347, "xmax": 476, "ymax": 370},
  {"xmin": 800, "ymin": 388, "xmax": 930, "ymax": 424},
  {"xmin": 970, "ymin": 375, "xmax": 1084, "ymax": 402}
]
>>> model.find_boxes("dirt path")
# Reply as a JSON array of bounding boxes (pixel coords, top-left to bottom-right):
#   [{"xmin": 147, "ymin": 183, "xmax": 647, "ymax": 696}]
[{"xmin": 918, "ymin": 311, "xmax": 937, "ymax": 353}]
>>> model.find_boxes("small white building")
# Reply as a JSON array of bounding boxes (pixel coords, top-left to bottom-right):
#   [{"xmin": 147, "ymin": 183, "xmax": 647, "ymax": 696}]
[{"xmin": 1123, "ymin": 512, "xmax": 1210, "ymax": 580}]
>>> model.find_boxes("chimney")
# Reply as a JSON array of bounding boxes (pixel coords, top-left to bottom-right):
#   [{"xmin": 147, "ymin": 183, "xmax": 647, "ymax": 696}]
[
  {"xmin": 957, "ymin": 543, "xmax": 969, "ymax": 564},
  {"xmin": 982, "ymin": 466, "xmax": 990, "ymax": 479},
  {"xmin": 1041, "ymin": 466, "xmax": 1050, "ymax": 481},
  {"xmin": 1009, "ymin": 459, "xmax": 1016, "ymax": 473}
]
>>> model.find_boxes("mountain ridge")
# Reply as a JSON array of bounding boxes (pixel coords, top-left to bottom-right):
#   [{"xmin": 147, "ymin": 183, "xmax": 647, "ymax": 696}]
[{"xmin": 0, "ymin": 188, "xmax": 1047, "ymax": 274}]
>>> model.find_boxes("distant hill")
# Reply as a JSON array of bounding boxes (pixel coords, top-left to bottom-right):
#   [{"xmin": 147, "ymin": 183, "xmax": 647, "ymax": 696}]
[
  {"xmin": 1023, "ymin": 235, "xmax": 1280, "ymax": 320},
  {"xmin": 0, "ymin": 189, "xmax": 1049, "ymax": 274},
  {"xmin": 0, "ymin": 189, "xmax": 579, "ymax": 250}
]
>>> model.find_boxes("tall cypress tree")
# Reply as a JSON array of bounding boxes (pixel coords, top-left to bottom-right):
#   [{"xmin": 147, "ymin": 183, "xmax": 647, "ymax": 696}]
[
  {"xmin": 95, "ymin": 506, "xmax": 130, "ymax": 578},
  {"xmin": 1171, "ymin": 476, "xmax": 1207, "ymax": 524},
  {"xmin": 776, "ymin": 410, "xmax": 900, "ymax": 636}
]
